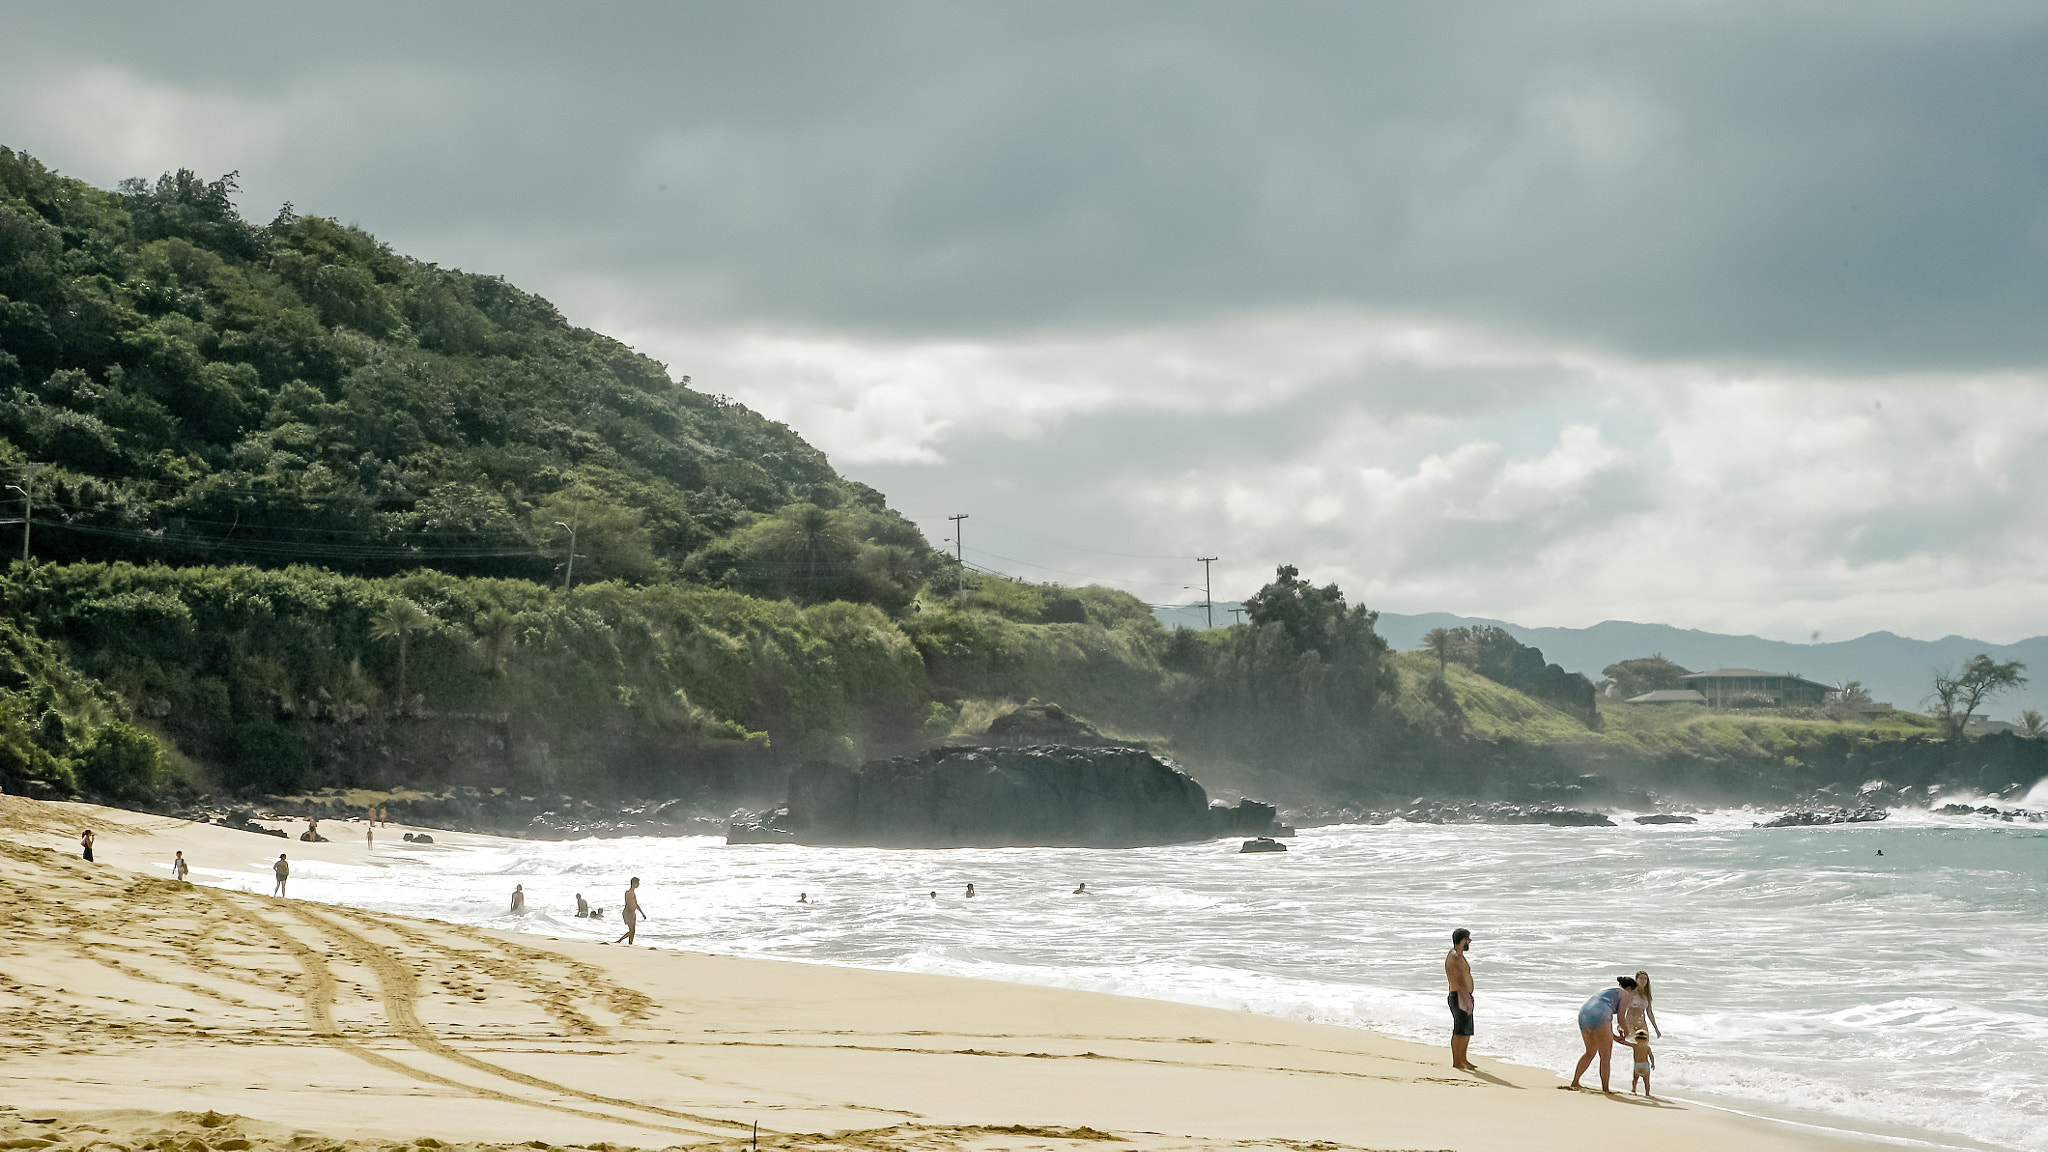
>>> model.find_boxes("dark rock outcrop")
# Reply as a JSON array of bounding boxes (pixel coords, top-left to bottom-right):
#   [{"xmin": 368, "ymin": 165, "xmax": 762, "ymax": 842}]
[
  {"xmin": 1395, "ymin": 801, "xmax": 1617, "ymax": 827},
  {"xmin": 728, "ymin": 745, "xmax": 1252, "ymax": 848},
  {"xmin": 1634, "ymin": 814, "xmax": 1699, "ymax": 825},
  {"xmin": 981, "ymin": 704, "xmax": 1125, "ymax": 748},
  {"xmin": 1211, "ymin": 799, "xmax": 1280, "ymax": 837},
  {"xmin": 1759, "ymin": 807, "xmax": 1888, "ymax": 828}
]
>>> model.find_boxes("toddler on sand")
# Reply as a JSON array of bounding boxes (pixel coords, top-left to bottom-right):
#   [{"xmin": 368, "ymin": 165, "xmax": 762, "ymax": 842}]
[{"xmin": 1628, "ymin": 1028, "xmax": 1655, "ymax": 1096}]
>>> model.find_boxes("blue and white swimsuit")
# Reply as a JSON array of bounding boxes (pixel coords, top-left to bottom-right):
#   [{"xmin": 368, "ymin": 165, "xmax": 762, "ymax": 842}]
[{"xmin": 1578, "ymin": 987, "xmax": 1622, "ymax": 1032}]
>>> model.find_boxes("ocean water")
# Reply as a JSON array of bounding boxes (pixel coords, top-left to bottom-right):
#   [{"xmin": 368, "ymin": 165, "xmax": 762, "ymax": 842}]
[{"xmin": 189, "ymin": 799, "xmax": 2048, "ymax": 1152}]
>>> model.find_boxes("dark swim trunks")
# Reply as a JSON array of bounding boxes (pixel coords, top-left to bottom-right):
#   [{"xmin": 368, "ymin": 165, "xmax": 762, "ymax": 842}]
[{"xmin": 1447, "ymin": 992, "xmax": 1474, "ymax": 1036}]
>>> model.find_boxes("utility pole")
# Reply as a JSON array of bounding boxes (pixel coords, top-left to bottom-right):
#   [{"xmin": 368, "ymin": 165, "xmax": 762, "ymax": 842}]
[
  {"xmin": 1228, "ymin": 606, "xmax": 1245, "ymax": 626},
  {"xmin": 5, "ymin": 479, "xmax": 29, "ymax": 563},
  {"xmin": 947, "ymin": 513, "xmax": 969, "ymax": 565},
  {"xmin": 947, "ymin": 513, "xmax": 969, "ymax": 600},
  {"xmin": 1196, "ymin": 556, "xmax": 1217, "ymax": 630},
  {"xmin": 554, "ymin": 519, "xmax": 578, "ymax": 591}
]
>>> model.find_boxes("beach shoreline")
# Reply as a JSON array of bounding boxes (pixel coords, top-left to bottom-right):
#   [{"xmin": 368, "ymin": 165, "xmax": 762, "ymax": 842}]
[{"xmin": 2, "ymin": 795, "xmax": 1908, "ymax": 1152}]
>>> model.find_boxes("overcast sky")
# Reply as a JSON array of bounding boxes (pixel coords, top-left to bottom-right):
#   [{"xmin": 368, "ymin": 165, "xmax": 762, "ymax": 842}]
[{"xmin": 7, "ymin": 1, "xmax": 2048, "ymax": 642}]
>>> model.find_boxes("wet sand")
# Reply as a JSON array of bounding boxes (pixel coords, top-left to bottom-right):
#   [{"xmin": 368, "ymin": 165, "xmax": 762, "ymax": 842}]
[{"xmin": 1, "ymin": 796, "xmax": 1877, "ymax": 1151}]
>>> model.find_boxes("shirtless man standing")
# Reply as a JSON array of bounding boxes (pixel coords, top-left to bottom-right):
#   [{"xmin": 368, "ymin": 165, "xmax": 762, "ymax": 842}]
[
  {"xmin": 610, "ymin": 877, "xmax": 646, "ymax": 944},
  {"xmin": 1445, "ymin": 927, "xmax": 1476, "ymax": 1069},
  {"xmin": 272, "ymin": 853, "xmax": 290, "ymax": 896}
]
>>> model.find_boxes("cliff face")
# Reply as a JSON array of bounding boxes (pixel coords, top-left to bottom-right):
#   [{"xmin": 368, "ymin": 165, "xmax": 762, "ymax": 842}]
[{"xmin": 734, "ymin": 745, "xmax": 1219, "ymax": 848}]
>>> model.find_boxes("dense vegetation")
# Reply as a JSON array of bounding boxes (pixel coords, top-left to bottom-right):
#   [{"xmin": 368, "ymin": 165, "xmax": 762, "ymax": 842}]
[
  {"xmin": 2, "ymin": 148, "xmax": 2036, "ymax": 813},
  {"xmin": 0, "ymin": 150, "xmax": 933, "ymax": 590}
]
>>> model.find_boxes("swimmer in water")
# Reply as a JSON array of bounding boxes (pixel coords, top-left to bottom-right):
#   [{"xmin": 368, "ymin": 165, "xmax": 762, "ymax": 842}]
[
  {"xmin": 798, "ymin": 892, "xmax": 807, "ymax": 904},
  {"xmin": 964, "ymin": 883, "xmax": 976, "ymax": 898},
  {"xmin": 510, "ymin": 884, "xmax": 525, "ymax": 913},
  {"xmin": 1073, "ymin": 883, "xmax": 1086, "ymax": 894}
]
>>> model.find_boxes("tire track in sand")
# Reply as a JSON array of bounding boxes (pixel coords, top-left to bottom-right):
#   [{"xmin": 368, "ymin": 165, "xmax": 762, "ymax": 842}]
[
  {"xmin": 207, "ymin": 890, "xmax": 734, "ymax": 1141},
  {"xmin": 283, "ymin": 902, "xmax": 758, "ymax": 1135}
]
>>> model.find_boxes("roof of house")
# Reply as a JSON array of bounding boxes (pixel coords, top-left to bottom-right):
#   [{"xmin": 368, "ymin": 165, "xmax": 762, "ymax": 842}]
[
  {"xmin": 1679, "ymin": 668, "xmax": 1835, "ymax": 691},
  {"xmin": 1626, "ymin": 689, "xmax": 1708, "ymax": 704}
]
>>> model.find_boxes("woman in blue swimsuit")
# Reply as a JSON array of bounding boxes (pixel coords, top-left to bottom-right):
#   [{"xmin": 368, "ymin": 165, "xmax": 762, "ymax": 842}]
[{"xmin": 1569, "ymin": 976, "xmax": 1637, "ymax": 1091}]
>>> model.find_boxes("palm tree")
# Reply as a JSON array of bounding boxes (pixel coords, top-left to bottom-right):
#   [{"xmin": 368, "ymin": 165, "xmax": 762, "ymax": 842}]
[
  {"xmin": 472, "ymin": 607, "xmax": 519, "ymax": 675},
  {"xmin": 369, "ymin": 599, "xmax": 432, "ymax": 711},
  {"xmin": 2019, "ymin": 709, "xmax": 2047, "ymax": 739}
]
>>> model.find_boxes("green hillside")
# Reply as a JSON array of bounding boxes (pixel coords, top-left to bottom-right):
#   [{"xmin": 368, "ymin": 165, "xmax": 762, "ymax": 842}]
[{"xmin": 0, "ymin": 149, "xmax": 930, "ymax": 590}]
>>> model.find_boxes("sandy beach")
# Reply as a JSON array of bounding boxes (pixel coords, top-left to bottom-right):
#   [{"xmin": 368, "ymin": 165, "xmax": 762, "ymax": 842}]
[{"xmin": 1, "ymin": 797, "xmax": 1878, "ymax": 1152}]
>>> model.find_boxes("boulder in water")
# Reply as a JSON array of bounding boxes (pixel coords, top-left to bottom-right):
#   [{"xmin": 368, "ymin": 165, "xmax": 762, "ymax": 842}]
[{"xmin": 1634, "ymin": 814, "xmax": 1699, "ymax": 825}]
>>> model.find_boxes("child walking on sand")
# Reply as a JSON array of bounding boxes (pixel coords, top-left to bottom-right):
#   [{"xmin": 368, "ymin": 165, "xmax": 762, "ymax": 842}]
[{"xmin": 1629, "ymin": 1028, "xmax": 1655, "ymax": 1096}]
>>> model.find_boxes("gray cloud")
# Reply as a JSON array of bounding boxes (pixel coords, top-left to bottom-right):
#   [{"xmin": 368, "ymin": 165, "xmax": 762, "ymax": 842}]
[
  {"xmin": 8, "ymin": 3, "xmax": 2048, "ymax": 640},
  {"xmin": 10, "ymin": 2, "xmax": 2048, "ymax": 366}
]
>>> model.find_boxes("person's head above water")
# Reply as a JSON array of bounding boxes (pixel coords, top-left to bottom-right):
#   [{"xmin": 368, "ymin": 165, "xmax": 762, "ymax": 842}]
[
  {"xmin": 628, "ymin": 877, "xmax": 640, "ymax": 887},
  {"xmin": 1452, "ymin": 927, "xmax": 1471, "ymax": 950}
]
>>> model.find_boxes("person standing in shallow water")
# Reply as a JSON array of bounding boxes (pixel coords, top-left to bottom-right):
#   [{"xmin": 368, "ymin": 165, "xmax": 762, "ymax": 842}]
[
  {"xmin": 1624, "ymin": 970, "xmax": 1661, "ymax": 1038},
  {"xmin": 510, "ymin": 884, "xmax": 525, "ymax": 913},
  {"xmin": 1445, "ymin": 928, "xmax": 1476, "ymax": 1069},
  {"xmin": 611, "ymin": 877, "xmax": 646, "ymax": 944}
]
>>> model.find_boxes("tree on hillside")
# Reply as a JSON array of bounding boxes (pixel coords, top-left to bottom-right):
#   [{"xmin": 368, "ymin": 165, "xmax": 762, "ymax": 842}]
[
  {"xmin": 1243, "ymin": 565, "xmax": 1361, "ymax": 655},
  {"xmin": 1926, "ymin": 655, "xmax": 2027, "ymax": 742},
  {"xmin": 1601, "ymin": 654, "xmax": 1694, "ymax": 700},
  {"xmin": 1420, "ymin": 627, "xmax": 1459, "ymax": 678},
  {"xmin": 2018, "ymin": 709, "xmax": 2047, "ymax": 739},
  {"xmin": 472, "ymin": 607, "xmax": 519, "ymax": 675},
  {"xmin": 370, "ymin": 599, "xmax": 432, "ymax": 710}
]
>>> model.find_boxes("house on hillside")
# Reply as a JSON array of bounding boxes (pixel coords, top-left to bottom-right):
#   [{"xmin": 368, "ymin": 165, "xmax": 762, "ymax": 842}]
[
  {"xmin": 1678, "ymin": 668, "xmax": 1834, "ymax": 708},
  {"xmin": 1625, "ymin": 688, "xmax": 1707, "ymax": 705}
]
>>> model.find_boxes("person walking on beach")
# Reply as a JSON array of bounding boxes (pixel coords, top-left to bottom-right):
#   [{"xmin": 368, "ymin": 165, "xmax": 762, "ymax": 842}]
[
  {"xmin": 1569, "ymin": 976, "xmax": 1637, "ymax": 1092},
  {"xmin": 1445, "ymin": 928, "xmax": 1476, "ymax": 1069},
  {"xmin": 79, "ymin": 828, "xmax": 94, "ymax": 862},
  {"xmin": 272, "ymin": 853, "xmax": 290, "ymax": 896},
  {"xmin": 610, "ymin": 877, "xmax": 645, "ymax": 944},
  {"xmin": 171, "ymin": 851, "xmax": 189, "ymax": 882},
  {"xmin": 365, "ymin": 821, "xmax": 374, "ymax": 849}
]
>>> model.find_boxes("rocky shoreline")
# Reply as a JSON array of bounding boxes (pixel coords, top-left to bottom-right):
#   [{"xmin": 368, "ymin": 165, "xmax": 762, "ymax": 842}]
[{"xmin": 118, "ymin": 774, "xmax": 2042, "ymax": 842}]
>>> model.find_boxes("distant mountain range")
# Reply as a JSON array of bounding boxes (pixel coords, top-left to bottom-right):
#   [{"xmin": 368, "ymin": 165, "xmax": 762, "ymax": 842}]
[{"xmin": 1150, "ymin": 604, "xmax": 2048, "ymax": 720}]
